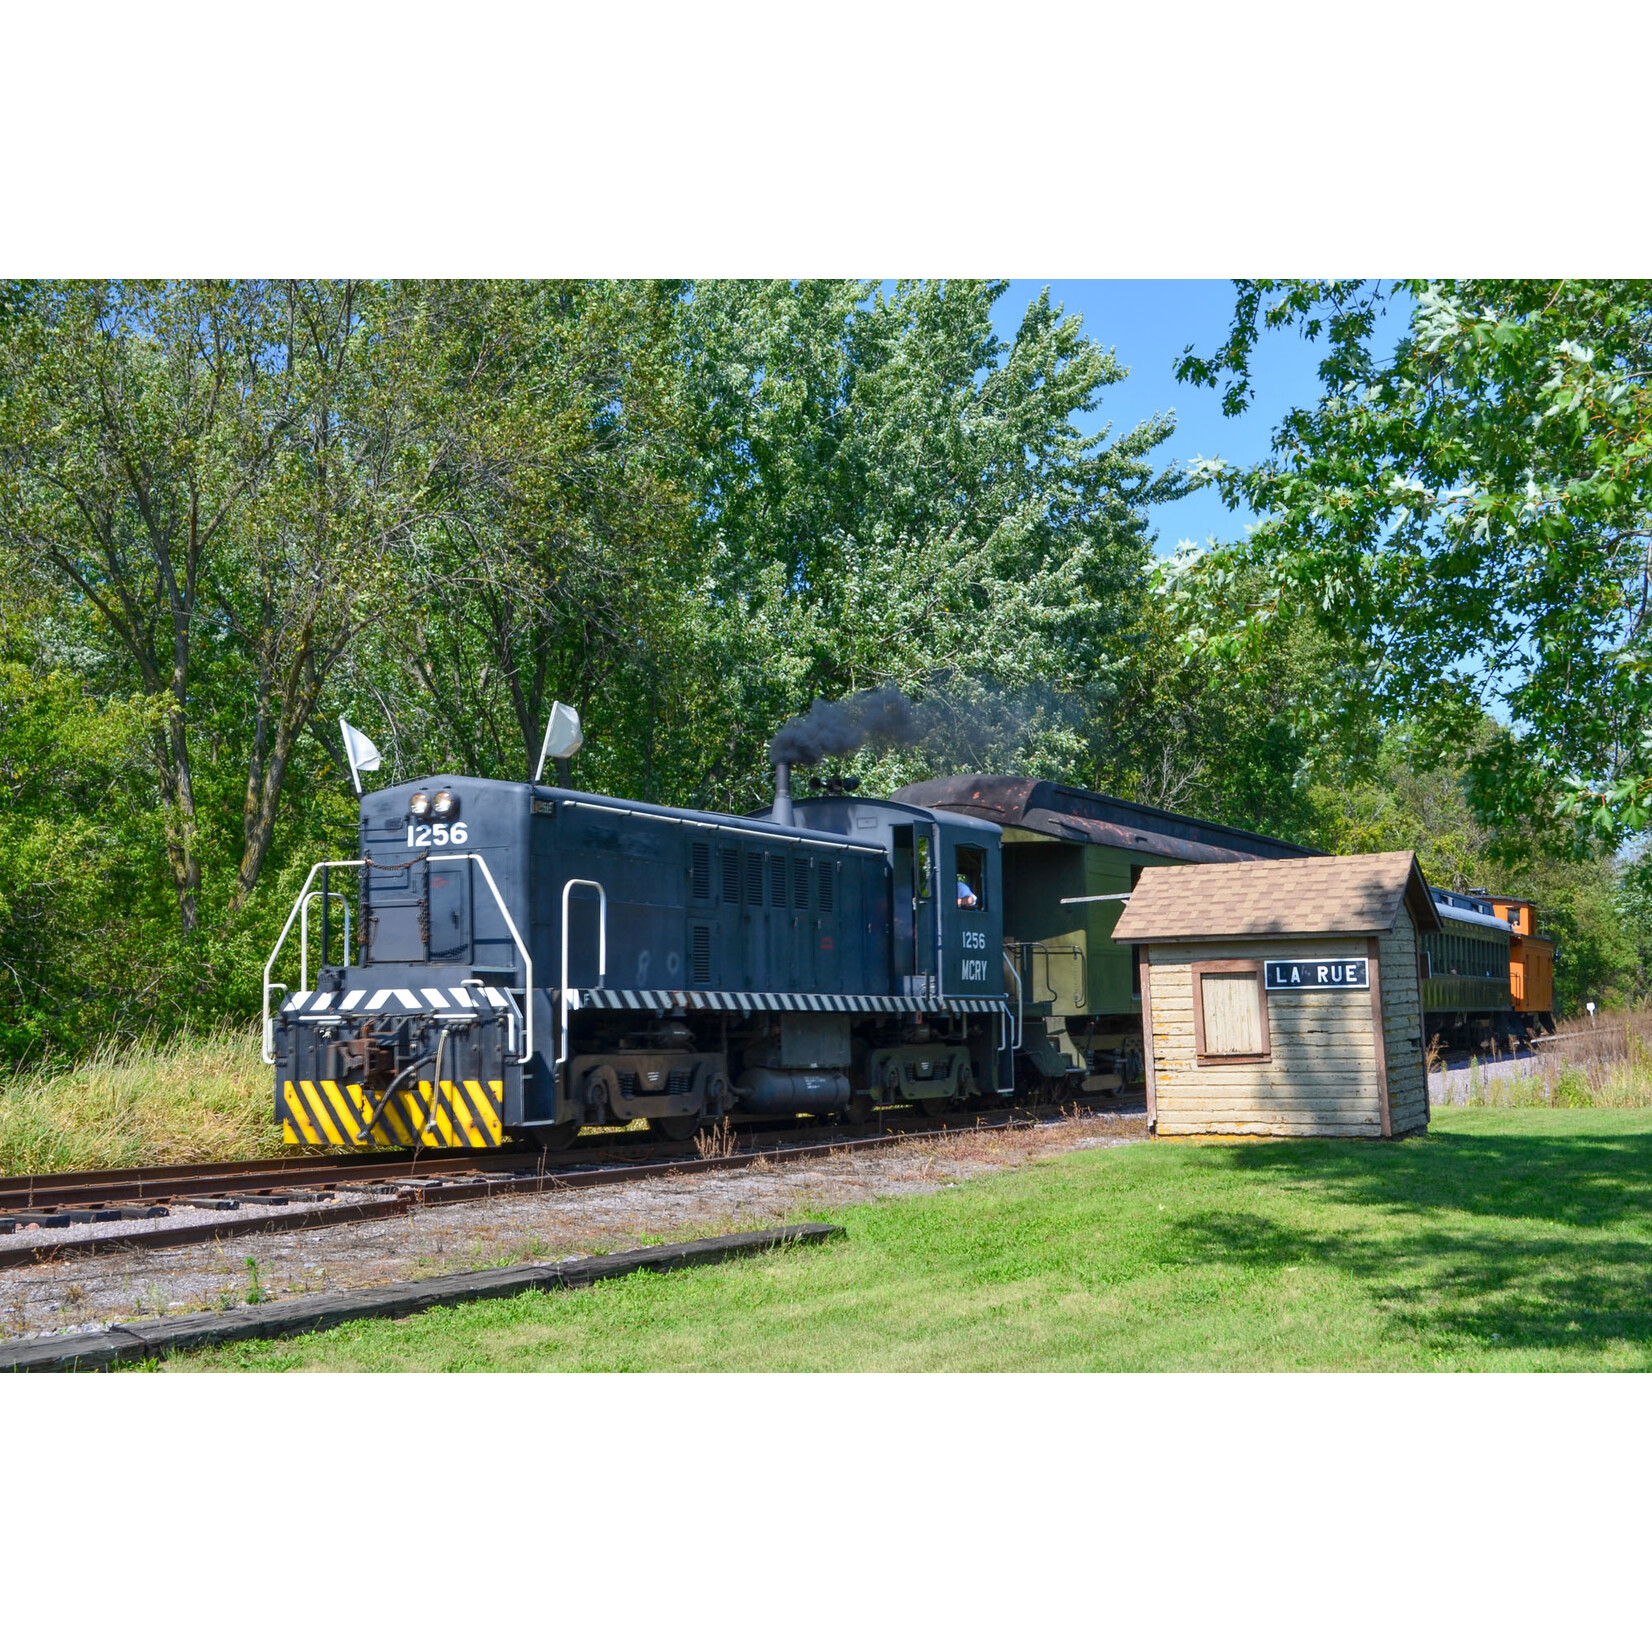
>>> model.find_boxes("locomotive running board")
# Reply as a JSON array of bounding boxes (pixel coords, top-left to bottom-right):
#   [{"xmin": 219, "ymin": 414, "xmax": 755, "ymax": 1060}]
[{"xmin": 569, "ymin": 988, "xmax": 1010, "ymax": 1015}]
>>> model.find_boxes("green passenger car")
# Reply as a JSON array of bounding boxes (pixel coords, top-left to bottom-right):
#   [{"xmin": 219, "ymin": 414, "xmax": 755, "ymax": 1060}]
[
  {"xmin": 1420, "ymin": 887, "xmax": 1515, "ymax": 1046},
  {"xmin": 891, "ymin": 776, "xmax": 1320, "ymax": 1096}
]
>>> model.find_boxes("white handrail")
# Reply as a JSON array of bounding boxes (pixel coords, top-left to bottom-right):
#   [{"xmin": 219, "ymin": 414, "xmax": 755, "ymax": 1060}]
[
  {"xmin": 932, "ymin": 825, "xmax": 944, "ymax": 997},
  {"xmin": 447, "ymin": 853, "xmax": 534, "ymax": 1063},
  {"xmin": 263, "ymin": 860, "xmax": 361, "ymax": 1062},
  {"xmin": 558, "ymin": 878, "xmax": 608, "ymax": 1098},
  {"xmin": 300, "ymin": 889, "xmax": 352, "ymax": 986},
  {"xmin": 263, "ymin": 852, "xmax": 532, "ymax": 1066},
  {"xmin": 1000, "ymin": 950, "xmax": 1024, "ymax": 1050}
]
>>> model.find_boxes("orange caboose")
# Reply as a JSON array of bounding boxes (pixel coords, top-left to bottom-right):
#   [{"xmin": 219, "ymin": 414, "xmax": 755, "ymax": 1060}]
[{"xmin": 1490, "ymin": 896, "xmax": 1556, "ymax": 1033}]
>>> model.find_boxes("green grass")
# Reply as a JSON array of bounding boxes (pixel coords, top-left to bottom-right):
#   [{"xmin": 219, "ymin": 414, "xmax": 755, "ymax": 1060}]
[
  {"xmin": 168, "ymin": 1107, "xmax": 1652, "ymax": 1372},
  {"xmin": 0, "ymin": 1027, "xmax": 283, "ymax": 1175}
]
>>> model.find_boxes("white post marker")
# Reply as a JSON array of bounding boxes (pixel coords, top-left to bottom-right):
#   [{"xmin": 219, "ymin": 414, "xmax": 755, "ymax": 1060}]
[
  {"xmin": 339, "ymin": 719, "xmax": 383, "ymax": 796},
  {"xmin": 1588, "ymin": 1001, "xmax": 1597, "ymax": 1021}
]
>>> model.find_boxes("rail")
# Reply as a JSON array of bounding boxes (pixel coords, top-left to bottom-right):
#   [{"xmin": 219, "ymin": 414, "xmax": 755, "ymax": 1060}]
[
  {"xmin": 0, "ymin": 1098, "xmax": 1147, "ymax": 1271},
  {"xmin": 263, "ymin": 853, "xmax": 533, "ymax": 1066}
]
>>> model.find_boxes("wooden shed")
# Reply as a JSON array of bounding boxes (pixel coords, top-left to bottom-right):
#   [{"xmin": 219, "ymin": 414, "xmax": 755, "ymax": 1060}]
[{"xmin": 1111, "ymin": 851, "xmax": 1439, "ymax": 1138}]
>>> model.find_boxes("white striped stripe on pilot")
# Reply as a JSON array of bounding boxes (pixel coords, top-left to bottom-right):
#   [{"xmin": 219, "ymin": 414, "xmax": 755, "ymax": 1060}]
[{"xmin": 286, "ymin": 984, "xmax": 511, "ymax": 1015}]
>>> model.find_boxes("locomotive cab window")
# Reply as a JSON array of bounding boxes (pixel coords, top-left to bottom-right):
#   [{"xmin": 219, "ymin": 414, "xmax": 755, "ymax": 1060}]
[
  {"xmin": 955, "ymin": 844, "xmax": 985, "ymax": 909},
  {"xmin": 1192, "ymin": 960, "xmax": 1271, "ymax": 1064}
]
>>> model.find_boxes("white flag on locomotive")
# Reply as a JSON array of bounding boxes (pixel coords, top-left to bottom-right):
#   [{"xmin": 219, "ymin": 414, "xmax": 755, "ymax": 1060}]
[{"xmin": 339, "ymin": 719, "xmax": 383, "ymax": 795}]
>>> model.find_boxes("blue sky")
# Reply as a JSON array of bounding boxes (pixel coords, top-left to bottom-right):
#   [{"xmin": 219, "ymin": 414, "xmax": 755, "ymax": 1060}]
[{"xmin": 988, "ymin": 280, "xmax": 1413, "ymax": 554}]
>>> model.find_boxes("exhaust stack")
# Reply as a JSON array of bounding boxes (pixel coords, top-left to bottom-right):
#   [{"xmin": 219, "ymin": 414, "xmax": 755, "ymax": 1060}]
[{"xmin": 772, "ymin": 762, "xmax": 795, "ymax": 826}]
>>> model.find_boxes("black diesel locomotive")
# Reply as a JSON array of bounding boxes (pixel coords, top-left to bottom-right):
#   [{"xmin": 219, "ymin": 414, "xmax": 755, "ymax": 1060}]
[{"xmin": 268, "ymin": 766, "xmax": 1011, "ymax": 1152}]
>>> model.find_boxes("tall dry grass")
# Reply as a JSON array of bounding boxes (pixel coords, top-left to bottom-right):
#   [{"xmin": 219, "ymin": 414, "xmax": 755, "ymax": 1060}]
[
  {"xmin": 0, "ymin": 1025, "xmax": 287, "ymax": 1175},
  {"xmin": 1442, "ymin": 1008, "xmax": 1652, "ymax": 1110}
]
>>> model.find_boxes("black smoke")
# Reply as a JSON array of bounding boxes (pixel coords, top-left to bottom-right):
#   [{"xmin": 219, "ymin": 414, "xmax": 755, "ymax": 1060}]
[
  {"xmin": 768, "ymin": 686, "xmax": 924, "ymax": 767},
  {"xmin": 768, "ymin": 677, "xmax": 1084, "ymax": 773}
]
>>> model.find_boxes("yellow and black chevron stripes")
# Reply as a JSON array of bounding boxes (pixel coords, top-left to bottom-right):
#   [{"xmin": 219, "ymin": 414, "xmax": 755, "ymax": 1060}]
[{"xmin": 279, "ymin": 1078, "xmax": 504, "ymax": 1151}]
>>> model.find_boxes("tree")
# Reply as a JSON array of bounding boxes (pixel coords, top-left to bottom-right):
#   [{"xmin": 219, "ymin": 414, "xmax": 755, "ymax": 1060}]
[
  {"xmin": 1312, "ymin": 726, "xmax": 1642, "ymax": 1014},
  {"xmin": 0, "ymin": 283, "xmax": 292, "ymax": 928},
  {"xmin": 0, "ymin": 596, "xmax": 180, "ymax": 1062},
  {"xmin": 220, "ymin": 282, "xmax": 450, "ymax": 903},
  {"xmin": 371, "ymin": 280, "xmax": 705, "ymax": 799},
  {"xmin": 1169, "ymin": 280, "xmax": 1652, "ymax": 845},
  {"xmin": 0, "ymin": 282, "xmax": 455, "ymax": 928},
  {"xmin": 673, "ymin": 280, "xmax": 1187, "ymax": 807}
]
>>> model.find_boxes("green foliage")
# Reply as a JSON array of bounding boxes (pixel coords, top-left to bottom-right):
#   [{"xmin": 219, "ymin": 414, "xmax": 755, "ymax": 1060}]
[
  {"xmin": 1170, "ymin": 279, "xmax": 1652, "ymax": 845},
  {"xmin": 5, "ymin": 276, "xmax": 1648, "ymax": 1064},
  {"xmin": 1308, "ymin": 725, "xmax": 1639, "ymax": 1013},
  {"xmin": 665, "ymin": 280, "xmax": 1189, "ymax": 808}
]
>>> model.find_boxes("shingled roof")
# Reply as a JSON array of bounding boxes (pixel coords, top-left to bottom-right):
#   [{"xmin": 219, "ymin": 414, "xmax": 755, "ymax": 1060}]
[{"xmin": 1111, "ymin": 850, "xmax": 1439, "ymax": 943}]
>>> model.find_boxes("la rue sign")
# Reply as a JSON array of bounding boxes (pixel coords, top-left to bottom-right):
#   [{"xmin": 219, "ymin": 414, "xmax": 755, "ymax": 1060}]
[{"xmin": 1265, "ymin": 958, "xmax": 1369, "ymax": 991}]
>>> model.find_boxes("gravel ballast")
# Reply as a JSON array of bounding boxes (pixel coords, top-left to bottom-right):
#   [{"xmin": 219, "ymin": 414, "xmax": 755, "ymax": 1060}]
[
  {"xmin": 0, "ymin": 1109, "xmax": 1146, "ymax": 1346},
  {"xmin": 0, "ymin": 1223, "xmax": 844, "ymax": 1372}
]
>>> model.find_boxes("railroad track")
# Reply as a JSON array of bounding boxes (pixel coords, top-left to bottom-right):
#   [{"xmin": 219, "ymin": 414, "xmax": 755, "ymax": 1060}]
[{"xmin": 0, "ymin": 1097, "xmax": 1144, "ymax": 1269}]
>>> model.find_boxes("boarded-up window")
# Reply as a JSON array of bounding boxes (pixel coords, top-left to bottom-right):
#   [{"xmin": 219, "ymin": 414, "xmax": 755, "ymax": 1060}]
[
  {"xmin": 1203, "ymin": 975, "xmax": 1262, "ymax": 1053},
  {"xmin": 1192, "ymin": 961, "xmax": 1270, "ymax": 1063}
]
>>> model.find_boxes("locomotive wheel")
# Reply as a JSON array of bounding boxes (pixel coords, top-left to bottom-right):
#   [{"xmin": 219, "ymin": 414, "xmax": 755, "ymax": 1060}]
[
  {"xmin": 648, "ymin": 1112, "xmax": 704, "ymax": 1142},
  {"xmin": 528, "ymin": 1121, "xmax": 583, "ymax": 1152},
  {"xmin": 843, "ymin": 1092, "xmax": 874, "ymax": 1127},
  {"xmin": 915, "ymin": 1092, "xmax": 950, "ymax": 1119}
]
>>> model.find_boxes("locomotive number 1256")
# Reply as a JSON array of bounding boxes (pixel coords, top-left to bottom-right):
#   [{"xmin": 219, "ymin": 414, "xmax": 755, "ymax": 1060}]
[{"xmin": 407, "ymin": 822, "xmax": 470, "ymax": 847}]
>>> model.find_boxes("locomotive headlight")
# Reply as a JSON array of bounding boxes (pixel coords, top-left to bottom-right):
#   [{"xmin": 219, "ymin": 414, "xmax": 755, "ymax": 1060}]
[
  {"xmin": 408, "ymin": 791, "xmax": 432, "ymax": 820},
  {"xmin": 431, "ymin": 789, "xmax": 459, "ymax": 821}
]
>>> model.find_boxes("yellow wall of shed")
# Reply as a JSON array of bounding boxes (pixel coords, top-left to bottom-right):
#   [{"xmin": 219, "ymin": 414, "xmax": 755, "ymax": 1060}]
[{"xmin": 1146, "ymin": 930, "xmax": 1426, "ymax": 1138}]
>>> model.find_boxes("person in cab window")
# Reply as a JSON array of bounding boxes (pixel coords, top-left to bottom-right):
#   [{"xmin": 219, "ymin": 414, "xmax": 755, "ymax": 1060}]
[{"xmin": 957, "ymin": 874, "xmax": 978, "ymax": 908}]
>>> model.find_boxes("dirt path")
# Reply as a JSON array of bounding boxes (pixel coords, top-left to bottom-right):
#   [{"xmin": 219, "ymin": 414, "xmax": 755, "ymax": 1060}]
[{"xmin": 1, "ymin": 1110, "xmax": 1147, "ymax": 1342}]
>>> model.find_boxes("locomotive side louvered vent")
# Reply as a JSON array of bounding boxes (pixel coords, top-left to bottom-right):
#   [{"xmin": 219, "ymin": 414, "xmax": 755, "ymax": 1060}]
[
  {"xmin": 793, "ymin": 858, "xmax": 809, "ymax": 908},
  {"xmin": 691, "ymin": 924, "xmax": 711, "ymax": 983},
  {"xmin": 690, "ymin": 842, "xmax": 711, "ymax": 901},
  {"xmin": 746, "ymin": 853, "xmax": 765, "ymax": 905},
  {"xmin": 721, "ymin": 846, "xmax": 740, "ymax": 904},
  {"xmin": 819, "ymin": 862, "xmax": 834, "ymax": 912},
  {"xmin": 770, "ymin": 856, "xmax": 786, "ymax": 907}
]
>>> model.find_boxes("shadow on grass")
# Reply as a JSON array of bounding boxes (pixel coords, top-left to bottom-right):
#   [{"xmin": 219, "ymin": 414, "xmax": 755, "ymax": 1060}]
[{"xmin": 1168, "ymin": 1125, "xmax": 1652, "ymax": 1361}]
